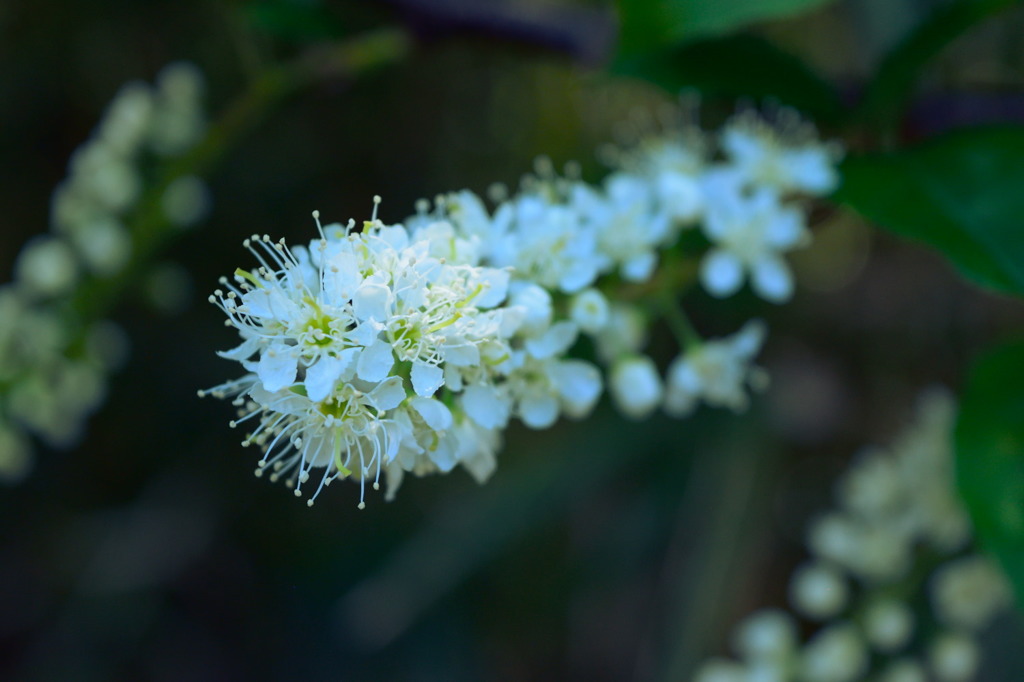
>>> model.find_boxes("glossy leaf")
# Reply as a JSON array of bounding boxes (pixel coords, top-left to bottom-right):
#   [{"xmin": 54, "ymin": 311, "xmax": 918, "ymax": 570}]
[
  {"xmin": 956, "ymin": 340, "xmax": 1024, "ymax": 605},
  {"xmin": 611, "ymin": 35, "xmax": 843, "ymax": 122},
  {"xmin": 616, "ymin": 0, "xmax": 837, "ymax": 56},
  {"xmin": 855, "ymin": 0, "xmax": 1020, "ymax": 128},
  {"xmin": 836, "ymin": 126, "xmax": 1024, "ymax": 296}
]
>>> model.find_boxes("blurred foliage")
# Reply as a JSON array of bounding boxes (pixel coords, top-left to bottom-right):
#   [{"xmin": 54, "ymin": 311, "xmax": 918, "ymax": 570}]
[
  {"xmin": 610, "ymin": 35, "xmax": 844, "ymax": 123},
  {"xmin": 615, "ymin": 0, "xmax": 837, "ymax": 56},
  {"xmin": 836, "ymin": 127, "xmax": 1024, "ymax": 297},
  {"xmin": 956, "ymin": 339, "xmax": 1024, "ymax": 605},
  {"xmin": 852, "ymin": 0, "xmax": 1022, "ymax": 131}
]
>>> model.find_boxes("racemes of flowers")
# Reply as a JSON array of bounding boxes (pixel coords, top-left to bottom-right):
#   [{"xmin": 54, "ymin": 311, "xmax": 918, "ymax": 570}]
[
  {"xmin": 693, "ymin": 390, "xmax": 1014, "ymax": 682},
  {"xmin": 0, "ymin": 63, "xmax": 208, "ymax": 482},
  {"xmin": 204, "ymin": 107, "xmax": 839, "ymax": 505}
]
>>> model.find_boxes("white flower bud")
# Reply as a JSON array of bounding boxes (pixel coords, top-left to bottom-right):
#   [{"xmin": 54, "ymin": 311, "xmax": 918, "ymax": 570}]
[
  {"xmin": 162, "ymin": 175, "xmax": 211, "ymax": 228},
  {"xmin": 732, "ymin": 609, "xmax": 797, "ymax": 663},
  {"xmin": 928, "ymin": 633, "xmax": 979, "ymax": 682},
  {"xmin": 569, "ymin": 288, "xmax": 609, "ymax": 334},
  {"xmin": 789, "ymin": 562, "xmax": 848, "ymax": 620},
  {"xmin": 863, "ymin": 599, "xmax": 914, "ymax": 652},
  {"xmin": 930, "ymin": 555, "xmax": 1012, "ymax": 632},
  {"xmin": 595, "ymin": 303, "xmax": 646, "ymax": 364},
  {"xmin": 799, "ymin": 622, "xmax": 868, "ymax": 682},
  {"xmin": 609, "ymin": 355, "xmax": 662, "ymax": 419},
  {"xmin": 15, "ymin": 236, "xmax": 79, "ymax": 298}
]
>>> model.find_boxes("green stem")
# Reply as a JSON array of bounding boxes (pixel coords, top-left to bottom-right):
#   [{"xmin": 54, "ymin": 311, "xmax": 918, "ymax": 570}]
[
  {"xmin": 660, "ymin": 292, "xmax": 701, "ymax": 351},
  {"xmin": 70, "ymin": 26, "xmax": 413, "ymax": 322}
]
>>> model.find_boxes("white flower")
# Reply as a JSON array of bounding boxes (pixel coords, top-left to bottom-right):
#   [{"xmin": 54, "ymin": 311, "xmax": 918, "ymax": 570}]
[
  {"xmin": 863, "ymin": 599, "xmax": 914, "ymax": 653},
  {"xmin": 930, "ymin": 555, "xmax": 1013, "ymax": 631},
  {"xmin": 14, "ymin": 236, "xmax": 79, "ymax": 298},
  {"xmin": 204, "ymin": 210, "xmax": 521, "ymax": 506},
  {"xmin": 609, "ymin": 355, "xmax": 662, "ymax": 419},
  {"xmin": 569, "ymin": 288, "xmax": 610, "ymax": 334},
  {"xmin": 489, "ymin": 194, "xmax": 606, "ymax": 293},
  {"xmin": 506, "ymin": 352, "xmax": 602, "ymax": 428},
  {"xmin": 732, "ymin": 609, "xmax": 798, "ymax": 663},
  {"xmin": 798, "ymin": 622, "xmax": 868, "ymax": 682},
  {"xmin": 572, "ymin": 173, "xmax": 669, "ymax": 282},
  {"xmin": 664, "ymin": 320, "xmax": 767, "ymax": 416},
  {"xmin": 720, "ymin": 114, "xmax": 839, "ymax": 196},
  {"xmin": 789, "ymin": 562, "xmax": 848, "ymax": 620},
  {"xmin": 595, "ymin": 303, "xmax": 647, "ymax": 365},
  {"xmin": 699, "ymin": 180, "xmax": 809, "ymax": 303},
  {"xmin": 928, "ymin": 633, "xmax": 979, "ymax": 682}
]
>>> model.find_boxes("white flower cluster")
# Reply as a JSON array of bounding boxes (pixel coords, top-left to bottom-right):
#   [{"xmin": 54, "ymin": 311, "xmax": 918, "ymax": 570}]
[
  {"xmin": 0, "ymin": 63, "xmax": 207, "ymax": 481},
  {"xmin": 205, "ymin": 108, "xmax": 838, "ymax": 504},
  {"xmin": 202, "ymin": 204, "xmax": 601, "ymax": 506},
  {"xmin": 693, "ymin": 390, "xmax": 1013, "ymax": 682}
]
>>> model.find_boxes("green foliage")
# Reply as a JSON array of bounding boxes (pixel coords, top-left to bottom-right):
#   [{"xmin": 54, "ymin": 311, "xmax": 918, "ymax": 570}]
[
  {"xmin": 956, "ymin": 340, "xmax": 1024, "ymax": 605},
  {"xmin": 616, "ymin": 0, "xmax": 837, "ymax": 56},
  {"xmin": 836, "ymin": 126, "xmax": 1024, "ymax": 297},
  {"xmin": 244, "ymin": 0, "xmax": 345, "ymax": 42},
  {"xmin": 854, "ymin": 0, "xmax": 1020, "ymax": 130},
  {"xmin": 611, "ymin": 35, "xmax": 843, "ymax": 122}
]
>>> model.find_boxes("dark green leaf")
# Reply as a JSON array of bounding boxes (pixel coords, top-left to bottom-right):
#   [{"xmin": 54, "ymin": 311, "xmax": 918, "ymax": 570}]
[
  {"xmin": 616, "ymin": 0, "xmax": 837, "ymax": 56},
  {"xmin": 244, "ymin": 0, "xmax": 344, "ymax": 43},
  {"xmin": 836, "ymin": 126, "xmax": 1024, "ymax": 296},
  {"xmin": 956, "ymin": 339, "xmax": 1024, "ymax": 606},
  {"xmin": 611, "ymin": 35, "xmax": 843, "ymax": 122},
  {"xmin": 855, "ymin": 0, "xmax": 1019, "ymax": 129}
]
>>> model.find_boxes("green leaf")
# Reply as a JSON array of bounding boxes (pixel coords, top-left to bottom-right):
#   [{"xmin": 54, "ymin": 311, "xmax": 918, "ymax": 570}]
[
  {"xmin": 836, "ymin": 126, "xmax": 1024, "ymax": 296},
  {"xmin": 616, "ymin": 0, "xmax": 838, "ymax": 56},
  {"xmin": 855, "ymin": 0, "xmax": 1020, "ymax": 129},
  {"xmin": 956, "ymin": 339, "xmax": 1024, "ymax": 605},
  {"xmin": 244, "ymin": 0, "xmax": 344, "ymax": 43},
  {"xmin": 611, "ymin": 35, "xmax": 843, "ymax": 122}
]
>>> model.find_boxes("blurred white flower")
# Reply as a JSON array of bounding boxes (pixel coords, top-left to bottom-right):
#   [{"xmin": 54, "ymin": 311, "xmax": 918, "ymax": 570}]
[
  {"xmin": 609, "ymin": 355, "xmax": 663, "ymax": 419},
  {"xmin": 664, "ymin": 320, "xmax": 768, "ymax": 416}
]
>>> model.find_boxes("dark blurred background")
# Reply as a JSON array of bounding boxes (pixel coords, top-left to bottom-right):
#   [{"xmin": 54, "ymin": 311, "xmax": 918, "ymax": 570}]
[{"xmin": 1, "ymin": 0, "xmax": 1024, "ymax": 680}]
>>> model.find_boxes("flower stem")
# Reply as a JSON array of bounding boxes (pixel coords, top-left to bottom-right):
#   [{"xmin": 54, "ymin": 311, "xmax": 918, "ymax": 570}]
[{"xmin": 660, "ymin": 292, "xmax": 701, "ymax": 351}]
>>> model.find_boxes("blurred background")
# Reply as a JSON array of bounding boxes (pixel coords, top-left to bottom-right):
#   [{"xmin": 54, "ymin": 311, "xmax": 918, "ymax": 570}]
[{"xmin": 1, "ymin": 0, "xmax": 1024, "ymax": 679}]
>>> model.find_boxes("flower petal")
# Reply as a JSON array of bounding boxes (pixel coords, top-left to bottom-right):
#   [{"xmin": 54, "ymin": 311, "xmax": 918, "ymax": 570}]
[
  {"xmin": 411, "ymin": 361, "xmax": 444, "ymax": 397},
  {"xmin": 257, "ymin": 345, "xmax": 297, "ymax": 392},
  {"xmin": 356, "ymin": 338, "xmax": 395, "ymax": 382}
]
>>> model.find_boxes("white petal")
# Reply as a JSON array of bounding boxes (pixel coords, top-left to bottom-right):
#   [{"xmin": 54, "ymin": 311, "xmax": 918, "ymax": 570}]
[
  {"xmin": 518, "ymin": 393, "xmax": 559, "ymax": 429},
  {"xmin": 461, "ymin": 384, "xmax": 510, "ymax": 429},
  {"xmin": 460, "ymin": 447, "xmax": 496, "ymax": 483},
  {"xmin": 411, "ymin": 361, "xmax": 444, "ymax": 397},
  {"xmin": 321, "ymin": 252, "xmax": 360, "ymax": 304},
  {"xmin": 751, "ymin": 256, "xmax": 794, "ymax": 303},
  {"xmin": 444, "ymin": 342, "xmax": 480, "ymax": 367},
  {"xmin": 783, "ymin": 148, "xmax": 839, "ymax": 195},
  {"xmin": 474, "ymin": 268, "xmax": 510, "ymax": 308},
  {"xmin": 621, "ymin": 251, "xmax": 657, "ymax": 282},
  {"xmin": 305, "ymin": 355, "xmax": 344, "ymax": 402},
  {"xmin": 356, "ymin": 338, "xmax": 395, "ymax": 382},
  {"xmin": 525, "ymin": 320, "xmax": 578, "ymax": 359},
  {"xmin": 763, "ymin": 207, "xmax": 806, "ymax": 249},
  {"xmin": 352, "ymin": 282, "xmax": 392, "ymax": 322},
  {"xmin": 368, "ymin": 376, "xmax": 406, "ymax": 411},
  {"xmin": 427, "ymin": 436, "xmax": 457, "ymax": 472},
  {"xmin": 257, "ymin": 345, "xmax": 297, "ymax": 392},
  {"xmin": 550, "ymin": 359, "xmax": 602, "ymax": 418},
  {"xmin": 700, "ymin": 250, "xmax": 743, "ymax": 298},
  {"xmin": 410, "ymin": 397, "xmax": 453, "ymax": 431},
  {"xmin": 217, "ymin": 336, "xmax": 262, "ymax": 361}
]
